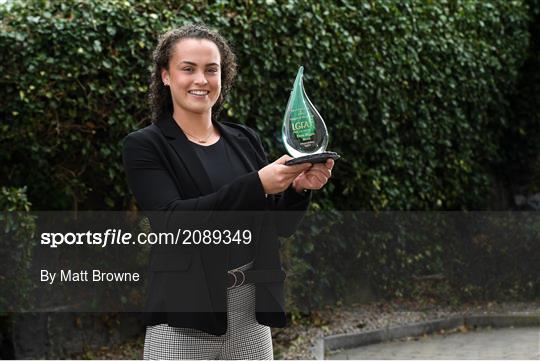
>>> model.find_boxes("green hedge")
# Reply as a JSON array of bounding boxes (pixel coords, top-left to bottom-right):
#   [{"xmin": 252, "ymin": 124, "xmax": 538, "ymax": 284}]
[
  {"xmin": 1, "ymin": 0, "xmax": 537, "ymax": 303},
  {"xmin": 285, "ymin": 211, "xmax": 539, "ymax": 310},
  {"xmin": 0, "ymin": 187, "xmax": 36, "ymax": 313},
  {"xmin": 503, "ymin": 0, "xmax": 540, "ymax": 191},
  {"xmin": 0, "ymin": 0, "xmax": 532, "ymax": 211}
]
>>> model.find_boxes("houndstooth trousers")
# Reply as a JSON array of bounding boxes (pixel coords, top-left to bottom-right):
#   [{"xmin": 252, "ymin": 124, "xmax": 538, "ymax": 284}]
[{"xmin": 143, "ymin": 261, "xmax": 274, "ymax": 360}]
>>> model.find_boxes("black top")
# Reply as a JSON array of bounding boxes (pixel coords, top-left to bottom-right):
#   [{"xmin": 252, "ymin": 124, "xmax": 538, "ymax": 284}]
[{"xmin": 190, "ymin": 136, "xmax": 254, "ymax": 269}]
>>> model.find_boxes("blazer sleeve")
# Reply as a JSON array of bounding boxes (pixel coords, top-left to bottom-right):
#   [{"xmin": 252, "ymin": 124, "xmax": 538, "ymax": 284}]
[
  {"xmin": 248, "ymin": 129, "xmax": 311, "ymax": 237},
  {"xmin": 122, "ymin": 132, "xmax": 267, "ymax": 213}
]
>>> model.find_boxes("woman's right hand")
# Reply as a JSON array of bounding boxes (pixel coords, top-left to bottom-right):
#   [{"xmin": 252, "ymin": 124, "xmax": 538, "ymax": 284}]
[{"xmin": 258, "ymin": 155, "xmax": 312, "ymax": 195}]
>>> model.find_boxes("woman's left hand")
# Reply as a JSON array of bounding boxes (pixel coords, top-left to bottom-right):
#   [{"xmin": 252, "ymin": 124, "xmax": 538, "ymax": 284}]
[{"xmin": 292, "ymin": 159, "xmax": 334, "ymax": 192}]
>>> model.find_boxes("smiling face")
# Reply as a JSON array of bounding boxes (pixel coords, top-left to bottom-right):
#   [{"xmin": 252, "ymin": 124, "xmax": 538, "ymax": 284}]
[{"xmin": 162, "ymin": 38, "xmax": 221, "ymax": 118}]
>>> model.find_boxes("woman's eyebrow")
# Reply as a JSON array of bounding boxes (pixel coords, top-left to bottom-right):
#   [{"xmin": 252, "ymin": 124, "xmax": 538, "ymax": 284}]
[{"xmin": 180, "ymin": 61, "xmax": 220, "ymax": 67}]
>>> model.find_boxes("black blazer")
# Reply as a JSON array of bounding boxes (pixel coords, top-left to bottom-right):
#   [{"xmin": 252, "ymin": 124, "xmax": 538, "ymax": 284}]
[{"xmin": 122, "ymin": 114, "xmax": 310, "ymax": 335}]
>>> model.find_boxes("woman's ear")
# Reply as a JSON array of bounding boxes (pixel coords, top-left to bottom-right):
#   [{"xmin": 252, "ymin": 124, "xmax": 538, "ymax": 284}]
[{"xmin": 161, "ymin": 68, "xmax": 170, "ymax": 86}]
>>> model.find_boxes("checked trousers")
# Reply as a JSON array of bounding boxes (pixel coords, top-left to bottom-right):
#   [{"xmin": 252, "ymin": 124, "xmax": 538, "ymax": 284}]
[{"xmin": 143, "ymin": 261, "xmax": 274, "ymax": 360}]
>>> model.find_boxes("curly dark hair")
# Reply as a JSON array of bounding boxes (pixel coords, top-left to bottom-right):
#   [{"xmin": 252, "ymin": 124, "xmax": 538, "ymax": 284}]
[{"xmin": 149, "ymin": 24, "xmax": 237, "ymax": 122}]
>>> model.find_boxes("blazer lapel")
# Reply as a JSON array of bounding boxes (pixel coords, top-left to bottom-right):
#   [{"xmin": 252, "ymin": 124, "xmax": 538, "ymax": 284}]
[
  {"xmin": 155, "ymin": 114, "xmax": 213, "ymax": 196},
  {"xmin": 214, "ymin": 120, "xmax": 263, "ymax": 171}
]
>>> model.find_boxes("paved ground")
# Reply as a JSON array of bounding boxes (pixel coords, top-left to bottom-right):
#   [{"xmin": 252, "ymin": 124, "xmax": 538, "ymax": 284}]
[{"xmin": 327, "ymin": 327, "xmax": 540, "ymax": 360}]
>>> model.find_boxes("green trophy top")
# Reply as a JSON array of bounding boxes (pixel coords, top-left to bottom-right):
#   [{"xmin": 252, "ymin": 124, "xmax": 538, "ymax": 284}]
[{"xmin": 288, "ymin": 66, "xmax": 316, "ymax": 141}]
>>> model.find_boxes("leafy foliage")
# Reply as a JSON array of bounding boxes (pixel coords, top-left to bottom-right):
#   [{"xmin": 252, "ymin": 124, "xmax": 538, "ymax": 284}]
[
  {"xmin": 503, "ymin": 0, "xmax": 540, "ymax": 191},
  {"xmin": 0, "ymin": 187, "xmax": 36, "ymax": 313},
  {"xmin": 0, "ymin": 0, "xmax": 532, "ymax": 211}
]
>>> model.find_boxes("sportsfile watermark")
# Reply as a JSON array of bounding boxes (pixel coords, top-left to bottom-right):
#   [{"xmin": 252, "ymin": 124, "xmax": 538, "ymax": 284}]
[
  {"xmin": 1, "ymin": 211, "xmax": 538, "ymax": 313},
  {"xmin": 40, "ymin": 228, "xmax": 253, "ymax": 248}
]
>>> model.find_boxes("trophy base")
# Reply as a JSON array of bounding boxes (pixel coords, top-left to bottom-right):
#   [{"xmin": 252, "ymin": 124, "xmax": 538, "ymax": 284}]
[{"xmin": 284, "ymin": 152, "xmax": 340, "ymax": 165}]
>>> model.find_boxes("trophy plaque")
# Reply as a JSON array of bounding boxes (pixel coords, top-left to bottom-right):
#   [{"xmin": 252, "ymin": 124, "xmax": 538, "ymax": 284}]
[{"xmin": 282, "ymin": 66, "xmax": 340, "ymax": 165}]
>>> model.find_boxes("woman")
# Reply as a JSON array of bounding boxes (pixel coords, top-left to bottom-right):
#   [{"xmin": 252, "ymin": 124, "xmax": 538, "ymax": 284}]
[{"xmin": 123, "ymin": 24, "xmax": 334, "ymax": 360}]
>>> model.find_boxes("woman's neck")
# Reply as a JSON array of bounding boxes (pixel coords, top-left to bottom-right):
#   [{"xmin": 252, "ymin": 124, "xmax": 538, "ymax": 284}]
[{"xmin": 172, "ymin": 108, "xmax": 213, "ymax": 137}]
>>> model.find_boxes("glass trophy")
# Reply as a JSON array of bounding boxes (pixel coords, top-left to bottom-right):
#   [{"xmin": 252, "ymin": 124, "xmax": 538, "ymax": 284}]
[{"xmin": 282, "ymin": 66, "xmax": 340, "ymax": 165}]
